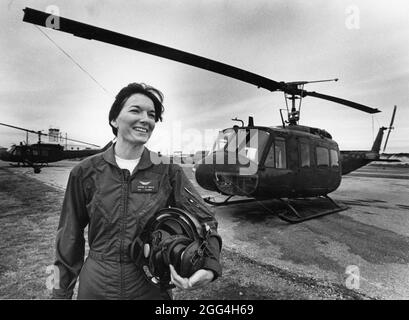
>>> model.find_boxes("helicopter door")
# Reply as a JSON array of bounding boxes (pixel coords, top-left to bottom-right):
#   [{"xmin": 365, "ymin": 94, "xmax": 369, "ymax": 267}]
[
  {"xmin": 314, "ymin": 145, "xmax": 331, "ymax": 193},
  {"xmin": 262, "ymin": 137, "xmax": 292, "ymax": 196},
  {"xmin": 295, "ymin": 140, "xmax": 314, "ymax": 195},
  {"xmin": 329, "ymin": 149, "xmax": 341, "ymax": 190}
]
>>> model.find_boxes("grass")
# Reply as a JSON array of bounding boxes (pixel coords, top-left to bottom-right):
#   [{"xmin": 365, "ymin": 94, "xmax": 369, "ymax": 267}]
[{"xmin": 0, "ymin": 167, "xmax": 63, "ymax": 299}]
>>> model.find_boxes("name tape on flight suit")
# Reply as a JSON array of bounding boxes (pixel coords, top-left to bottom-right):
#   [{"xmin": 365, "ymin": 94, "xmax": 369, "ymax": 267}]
[{"xmin": 132, "ymin": 180, "xmax": 158, "ymax": 193}]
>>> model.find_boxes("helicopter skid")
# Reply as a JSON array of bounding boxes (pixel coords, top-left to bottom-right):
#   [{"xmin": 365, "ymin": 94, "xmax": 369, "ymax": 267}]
[
  {"xmin": 203, "ymin": 195, "xmax": 258, "ymax": 206},
  {"xmin": 277, "ymin": 195, "xmax": 347, "ymax": 223},
  {"xmin": 10, "ymin": 162, "xmax": 43, "ymax": 173}
]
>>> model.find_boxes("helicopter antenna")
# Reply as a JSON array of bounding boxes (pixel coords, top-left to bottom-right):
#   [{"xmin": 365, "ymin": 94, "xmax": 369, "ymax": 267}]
[{"xmin": 34, "ymin": 25, "xmax": 111, "ymax": 96}]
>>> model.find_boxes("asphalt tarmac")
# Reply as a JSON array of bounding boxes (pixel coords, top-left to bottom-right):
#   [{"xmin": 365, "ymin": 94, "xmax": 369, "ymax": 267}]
[{"xmin": 2, "ymin": 160, "xmax": 408, "ymax": 299}]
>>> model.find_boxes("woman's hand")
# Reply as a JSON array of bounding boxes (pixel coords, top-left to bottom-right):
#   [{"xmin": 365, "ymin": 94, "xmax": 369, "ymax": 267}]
[{"xmin": 169, "ymin": 264, "xmax": 214, "ymax": 291}]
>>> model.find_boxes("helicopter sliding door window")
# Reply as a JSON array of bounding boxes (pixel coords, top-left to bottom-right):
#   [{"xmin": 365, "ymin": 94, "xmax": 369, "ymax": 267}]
[
  {"xmin": 300, "ymin": 142, "xmax": 310, "ymax": 167},
  {"xmin": 263, "ymin": 138, "xmax": 287, "ymax": 168},
  {"xmin": 264, "ymin": 142, "xmax": 275, "ymax": 168},
  {"xmin": 316, "ymin": 147, "xmax": 329, "ymax": 167},
  {"xmin": 330, "ymin": 149, "xmax": 339, "ymax": 167},
  {"xmin": 275, "ymin": 138, "xmax": 287, "ymax": 169}
]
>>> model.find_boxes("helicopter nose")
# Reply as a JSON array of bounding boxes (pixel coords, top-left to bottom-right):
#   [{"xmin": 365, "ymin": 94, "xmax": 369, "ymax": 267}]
[
  {"xmin": 0, "ymin": 149, "xmax": 10, "ymax": 161},
  {"xmin": 194, "ymin": 151, "xmax": 259, "ymax": 195},
  {"xmin": 194, "ymin": 158, "xmax": 218, "ymax": 191}
]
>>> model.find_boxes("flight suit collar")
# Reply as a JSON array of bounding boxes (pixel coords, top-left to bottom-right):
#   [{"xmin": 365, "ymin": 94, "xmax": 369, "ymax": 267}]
[
  {"xmin": 137, "ymin": 146, "xmax": 154, "ymax": 171},
  {"xmin": 102, "ymin": 143, "xmax": 154, "ymax": 171}
]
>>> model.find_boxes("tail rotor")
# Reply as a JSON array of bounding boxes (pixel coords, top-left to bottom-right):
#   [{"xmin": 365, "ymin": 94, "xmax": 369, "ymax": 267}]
[{"xmin": 383, "ymin": 105, "xmax": 397, "ymax": 152}]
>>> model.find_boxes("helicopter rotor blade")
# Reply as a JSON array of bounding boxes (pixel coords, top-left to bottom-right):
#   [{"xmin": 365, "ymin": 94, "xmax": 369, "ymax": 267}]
[
  {"xmin": 303, "ymin": 91, "xmax": 381, "ymax": 114},
  {"xmin": 0, "ymin": 122, "xmax": 48, "ymax": 136},
  {"xmin": 63, "ymin": 137, "xmax": 100, "ymax": 148},
  {"xmin": 388, "ymin": 105, "xmax": 397, "ymax": 128},
  {"xmin": 22, "ymin": 7, "xmax": 381, "ymax": 115},
  {"xmin": 0, "ymin": 122, "xmax": 99, "ymax": 148},
  {"xmin": 22, "ymin": 7, "xmax": 284, "ymax": 92},
  {"xmin": 383, "ymin": 105, "xmax": 397, "ymax": 152}
]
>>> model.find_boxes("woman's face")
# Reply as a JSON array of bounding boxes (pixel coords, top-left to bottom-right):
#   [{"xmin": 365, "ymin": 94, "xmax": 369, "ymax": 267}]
[{"xmin": 111, "ymin": 93, "xmax": 156, "ymax": 146}]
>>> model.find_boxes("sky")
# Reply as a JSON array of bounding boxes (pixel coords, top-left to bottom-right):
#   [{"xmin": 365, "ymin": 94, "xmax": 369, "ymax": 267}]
[{"xmin": 0, "ymin": 0, "xmax": 408, "ymax": 154}]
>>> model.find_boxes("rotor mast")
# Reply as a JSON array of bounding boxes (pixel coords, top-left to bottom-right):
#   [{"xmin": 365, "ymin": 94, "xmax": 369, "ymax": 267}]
[{"xmin": 284, "ymin": 78, "xmax": 339, "ymax": 125}]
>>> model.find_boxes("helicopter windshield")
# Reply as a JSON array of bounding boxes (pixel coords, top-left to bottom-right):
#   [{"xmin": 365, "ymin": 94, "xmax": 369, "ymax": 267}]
[
  {"xmin": 7, "ymin": 145, "xmax": 16, "ymax": 154},
  {"xmin": 211, "ymin": 128, "xmax": 270, "ymax": 163}
]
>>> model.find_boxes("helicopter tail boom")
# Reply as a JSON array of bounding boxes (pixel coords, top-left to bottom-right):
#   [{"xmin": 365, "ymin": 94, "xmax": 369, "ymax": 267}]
[{"xmin": 341, "ymin": 106, "xmax": 398, "ymax": 174}]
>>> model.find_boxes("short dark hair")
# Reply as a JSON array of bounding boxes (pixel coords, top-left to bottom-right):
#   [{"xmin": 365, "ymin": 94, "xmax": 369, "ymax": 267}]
[{"xmin": 108, "ymin": 83, "xmax": 165, "ymax": 136}]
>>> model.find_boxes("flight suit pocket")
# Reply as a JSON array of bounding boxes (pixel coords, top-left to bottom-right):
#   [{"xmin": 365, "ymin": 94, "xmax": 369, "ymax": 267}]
[{"xmin": 135, "ymin": 175, "xmax": 173, "ymax": 231}]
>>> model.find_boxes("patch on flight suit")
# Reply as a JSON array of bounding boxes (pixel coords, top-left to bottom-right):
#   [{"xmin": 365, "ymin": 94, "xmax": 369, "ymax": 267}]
[{"xmin": 132, "ymin": 180, "xmax": 159, "ymax": 193}]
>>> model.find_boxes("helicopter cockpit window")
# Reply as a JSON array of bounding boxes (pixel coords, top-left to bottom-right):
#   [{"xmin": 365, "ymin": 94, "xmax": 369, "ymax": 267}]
[
  {"xmin": 240, "ymin": 130, "xmax": 269, "ymax": 163},
  {"xmin": 330, "ymin": 149, "xmax": 339, "ymax": 167},
  {"xmin": 7, "ymin": 146, "xmax": 16, "ymax": 154},
  {"xmin": 264, "ymin": 143, "xmax": 275, "ymax": 168},
  {"xmin": 212, "ymin": 130, "xmax": 233, "ymax": 152},
  {"xmin": 300, "ymin": 142, "xmax": 310, "ymax": 168},
  {"xmin": 316, "ymin": 147, "xmax": 329, "ymax": 167},
  {"xmin": 212, "ymin": 128, "xmax": 270, "ymax": 163},
  {"xmin": 10, "ymin": 147, "xmax": 22, "ymax": 156},
  {"xmin": 264, "ymin": 138, "xmax": 287, "ymax": 169},
  {"xmin": 275, "ymin": 138, "xmax": 287, "ymax": 169}
]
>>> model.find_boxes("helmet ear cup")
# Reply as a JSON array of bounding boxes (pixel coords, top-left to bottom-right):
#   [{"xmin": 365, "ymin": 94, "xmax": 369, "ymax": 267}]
[
  {"xmin": 148, "ymin": 230, "xmax": 171, "ymax": 277},
  {"xmin": 149, "ymin": 234, "xmax": 189, "ymax": 278},
  {"xmin": 179, "ymin": 240, "xmax": 205, "ymax": 278},
  {"xmin": 165, "ymin": 236, "xmax": 191, "ymax": 272}
]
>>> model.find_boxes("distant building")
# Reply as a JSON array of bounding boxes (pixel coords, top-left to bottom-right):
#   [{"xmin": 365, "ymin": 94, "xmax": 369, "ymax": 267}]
[
  {"xmin": 48, "ymin": 128, "xmax": 60, "ymax": 143},
  {"xmin": 48, "ymin": 128, "xmax": 89, "ymax": 150}
]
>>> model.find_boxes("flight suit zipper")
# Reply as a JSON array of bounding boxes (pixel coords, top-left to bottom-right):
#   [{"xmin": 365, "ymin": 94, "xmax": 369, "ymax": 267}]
[{"xmin": 120, "ymin": 169, "xmax": 130, "ymax": 298}]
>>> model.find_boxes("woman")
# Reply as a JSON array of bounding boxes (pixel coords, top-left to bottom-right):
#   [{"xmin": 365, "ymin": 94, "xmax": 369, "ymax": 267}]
[{"xmin": 52, "ymin": 83, "xmax": 222, "ymax": 299}]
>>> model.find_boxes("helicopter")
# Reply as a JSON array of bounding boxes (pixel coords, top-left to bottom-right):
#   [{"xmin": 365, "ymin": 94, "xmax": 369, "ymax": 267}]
[
  {"xmin": 22, "ymin": 8, "xmax": 398, "ymax": 222},
  {"xmin": 0, "ymin": 122, "xmax": 112, "ymax": 173}
]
